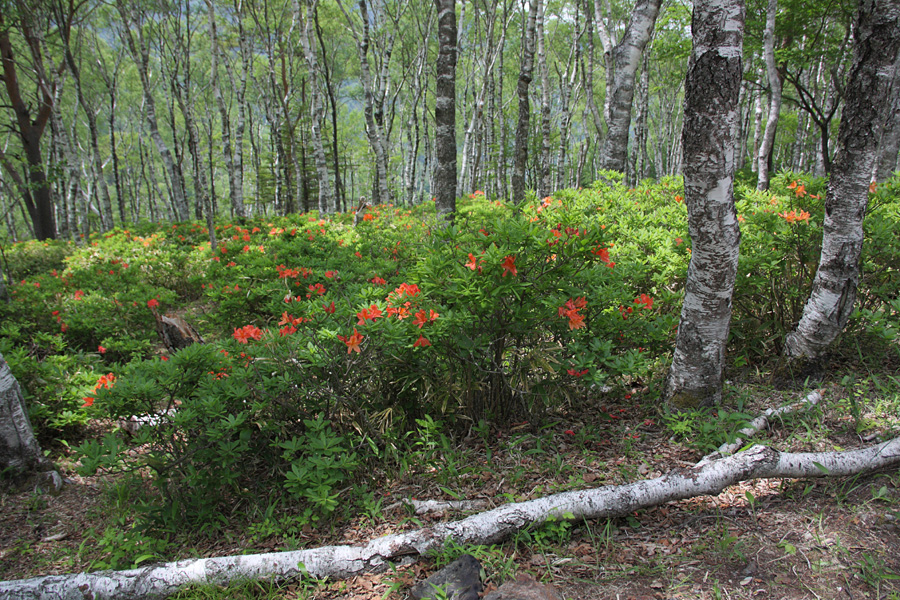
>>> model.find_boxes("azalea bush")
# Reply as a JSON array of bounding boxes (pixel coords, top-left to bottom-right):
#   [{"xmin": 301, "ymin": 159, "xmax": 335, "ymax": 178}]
[{"xmin": 4, "ymin": 177, "xmax": 900, "ymax": 531}]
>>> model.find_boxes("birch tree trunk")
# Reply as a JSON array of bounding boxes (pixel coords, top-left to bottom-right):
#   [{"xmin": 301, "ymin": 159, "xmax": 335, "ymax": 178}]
[
  {"xmin": 536, "ymin": 0, "xmax": 552, "ymax": 199},
  {"xmin": 511, "ymin": 0, "xmax": 539, "ymax": 205},
  {"xmin": 206, "ymin": 0, "xmax": 243, "ymax": 220},
  {"xmin": 337, "ymin": 0, "xmax": 391, "ymax": 205},
  {"xmin": 596, "ymin": 0, "xmax": 662, "ymax": 174},
  {"xmin": 0, "ymin": 351, "xmax": 53, "ymax": 479},
  {"xmin": 665, "ymin": 0, "xmax": 744, "ymax": 409},
  {"xmin": 299, "ymin": 0, "xmax": 333, "ymax": 214},
  {"xmin": 873, "ymin": 53, "xmax": 900, "ymax": 182},
  {"xmin": 433, "ymin": 0, "xmax": 457, "ymax": 220},
  {"xmin": 756, "ymin": 0, "xmax": 781, "ymax": 191},
  {"xmin": 61, "ymin": 30, "xmax": 114, "ymax": 231},
  {"xmin": 783, "ymin": 0, "xmax": 900, "ymax": 361},
  {"xmin": 116, "ymin": 1, "xmax": 190, "ymax": 222}
]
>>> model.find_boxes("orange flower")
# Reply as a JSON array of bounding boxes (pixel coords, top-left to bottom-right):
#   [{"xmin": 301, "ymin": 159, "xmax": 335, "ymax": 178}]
[
  {"xmin": 779, "ymin": 210, "xmax": 810, "ymax": 224},
  {"xmin": 413, "ymin": 310, "xmax": 429, "ymax": 328},
  {"xmin": 869, "ymin": 181, "xmax": 878, "ymax": 194},
  {"xmin": 634, "ymin": 294, "xmax": 654, "ymax": 310},
  {"xmin": 323, "ymin": 301, "xmax": 336, "ymax": 314},
  {"xmin": 233, "ymin": 324, "xmax": 264, "ymax": 344},
  {"xmin": 147, "ymin": 298, "xmax": 160, "ymax": 308},
  {"xmin": 413, "ymin": 335, "xmax": 431, "ymax": 347},
  {"xmin": 465, "ymin": 253, "xmax": 479, "ymax": 271},
  {"xmin": 794, "ymin": 184, "xmax": 806, "ymax": 197},
  {"xmin": 343, "ymin": 329, "xmax": 364, "ymax": 353},
  {"xmin": 501, "ymin": 255, "xmax": 517, "ymax": 277}
]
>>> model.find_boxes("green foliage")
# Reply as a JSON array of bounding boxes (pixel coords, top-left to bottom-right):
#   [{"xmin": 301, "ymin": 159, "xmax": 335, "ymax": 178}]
[
  {"xmin": 663, "ymin": 404, "xmax": 754, "ymax": 455},
  {"xmin": 74, "ymin": 343, "xmax": 361, "ymax": 530}
]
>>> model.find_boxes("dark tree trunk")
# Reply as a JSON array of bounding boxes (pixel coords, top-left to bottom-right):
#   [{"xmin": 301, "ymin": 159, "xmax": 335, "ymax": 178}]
[
  {"xmin": 433, "ymin": 0, "xmax": 457, "ymax": 220},
  {"xmin": 511, "ymin": 0, "xmax": 539, "ymax": 205}
]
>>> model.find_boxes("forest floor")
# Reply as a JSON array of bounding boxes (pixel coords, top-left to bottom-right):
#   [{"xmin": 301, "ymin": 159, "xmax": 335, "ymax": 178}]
[{"xmin": 2, "ymin": 365, "xmax": 900, "ymax": 600}]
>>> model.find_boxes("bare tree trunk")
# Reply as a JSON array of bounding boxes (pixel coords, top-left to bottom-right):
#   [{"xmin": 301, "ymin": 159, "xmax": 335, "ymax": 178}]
[
  {"xmin": 116, "ymin": 1, "xmax": 190, "ymax": 222},
  {"xmin": 60, "ymin": 27, "xmax": 114, "ymax": 231},
  {"xmin": 433, "ymin": 0, "xmax": 457, "ymax": 219},
  {"xmin": 0, "ymin": 351, "xmax": 55, "ymax": 481},
  {"xmin": 596, "ymin": 0, "xmax": 663, "ymax": 173},
  {"xmin": 314, "ymin": 7, "xmax": 345, "ymax": 210},
  {"xmin": 783, "ymin": 0, "xmax": 900, "ymax": 361},
  {"xmin": 536, "ymin": 0, "xmax": 552, "ymax": 198},
  {"xmin": 299, "ymin": 0, "xmax": 333, "ymax": 213},
  {"xmin": 873, "ymin": 53, "xmax": 900, "ymax": 182},
  {"xmin": 665, "ymin": 0, "xmax": 745, "ymax": 409},
  {"xmin": 511, "ymin": 0, "xmax": 539, "ymax": 205},
  {"xmin": 756, "ymin": 0, "xmax": 781, "ymax": 191},
  {"xmin": 337, "ymin": 0, "xmax": 391, "ymax": 205},
  {"xmin": 206, "ymin": 0, "xmax": 244, "ymax": 219},
  {"xmin": 0, "ymin": 11, "xmax": 63, "ymax": 240}
]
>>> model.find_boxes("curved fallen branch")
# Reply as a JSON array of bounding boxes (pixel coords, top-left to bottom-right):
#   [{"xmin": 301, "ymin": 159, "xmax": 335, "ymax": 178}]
[
  {"xmin": 2, "ymin": 438, "xmax": 899, "ymax": 600},
  {"xmin": 700, "ymin": 388, "xmax": 824, "ymax": 463}
]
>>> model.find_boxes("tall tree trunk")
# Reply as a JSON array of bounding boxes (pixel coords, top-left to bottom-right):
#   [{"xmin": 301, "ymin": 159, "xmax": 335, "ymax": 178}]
[
  {"xmin": 596, "ymin": 0, "xmax": 663, "ymax": 173},
  {"xmin": 206, "ymin": 0, "xmax": 244, "ymax": 220},
  {"xmin": 873, "ymin": 53, "xmax": 900, "ymax": 182},
  {"xmin": 665, "ymin": 0, "xmax": 745, "ymax": 409},
  {"xmin": 116, "ymin": 1, "xmax": 190, "ymax": 222},
  {"xmin": 314, "ymin": 7, "xmax": 345, "ymax": 210},
  {"xmin": 783, "ymin": 0, "xmax": 900, "ymax": 361},
  {"xmin": 433, "ymin": 0, "xmax": 457, "ymax": 220},
  {"xmin": 756, "ymin": 0, "xmax": 782, "ymax": 191},
  {"xmin": 536, "ymin": 0, "xmax": 552, "ymax": 198},
  {"xmin": 299, "ymin": 0, "xmax": 333, "ymax": 214},
  {"xmin": 511, "ymin": 0, "xmax": 539, "ymax": 205},
  {"xmin": 60, "ymin": 32, "xmax": 114, "ymax": 231},
  {"xmin": 337, "ymin": 0, "xmax": 391, "ymax": 205},
  {"xmin": 0, "ymin": 13, "xmax": 61, "ymax": 240}
]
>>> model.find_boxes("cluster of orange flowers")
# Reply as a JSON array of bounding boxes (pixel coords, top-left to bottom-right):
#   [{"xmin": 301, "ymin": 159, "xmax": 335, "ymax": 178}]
[
  {"xmin": 82, "ymin": 373, "xmax": 116, "ymax": 407},
  {"xmin": 559, "ymin": 297, "xmax": 587, "ymax": 330}
]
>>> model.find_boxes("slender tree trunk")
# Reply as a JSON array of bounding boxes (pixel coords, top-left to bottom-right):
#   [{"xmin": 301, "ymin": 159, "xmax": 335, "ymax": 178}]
[
  {"xmin": 433, "ymin": 0, "xmax": 457, "ymax": 219},
  {"xmin": 873, "ymin": 53, "xmax": 900, "ymax": 182},
  {"xmin": 116, "ymin": 2, "xmax": 190, "ymax": 222},
  {"xmin": 596, "ymin": 0, "xmax": 663, "ymax": 173},
  {"xmin": 337, "ymin": 0, "xmax": 391, "ymax": 205},
  {"xmin": 665, "ymin": 0, "xmax": 745, "ymax": 409},
  {"xmin": 61, "ymin": 36, "xmax": 114, "ymax": 231},
  {"xmin": 756, "ymin": 0, "xmax": 781, "ymax": 191},
  {"xmin": 783, "ymin": 0, "xmax": 900, "ymax": 361},
  {"xmin": 299, "ymin": 0, "xmax": 333, "ymax": 213},
  {"xmin": 536, "ymin": 0, "xmax": 552, "ymax": 198},
  {"xmin": 0, "ymin": 18, "xmax": 58, "ymax": 240},
  {"xmin": 206, "ymin": 0, "xmax": 243, "ymax": 220},
  {"xmin": 511, "ymin": 0, "xmax": 539, "ymax": 205},
  {"xmin": 314, "ymin": 7, "xmax": 345, "ymax": 210}
]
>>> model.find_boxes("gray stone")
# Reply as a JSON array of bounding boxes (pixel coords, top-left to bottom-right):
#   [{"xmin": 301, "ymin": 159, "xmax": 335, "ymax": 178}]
[
  {"xmin": 409, "ymin": 554, "xmax": 483, "ymax": 600},
  {"xmin": 483, "ymin": 574, "xmax": 563, "ymax": 600}
]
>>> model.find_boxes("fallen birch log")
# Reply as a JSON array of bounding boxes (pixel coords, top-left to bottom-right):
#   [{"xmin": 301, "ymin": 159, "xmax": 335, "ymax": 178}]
[{"xmin": 2, "ymin": 438, "xmax": 899, "ymax": 600}]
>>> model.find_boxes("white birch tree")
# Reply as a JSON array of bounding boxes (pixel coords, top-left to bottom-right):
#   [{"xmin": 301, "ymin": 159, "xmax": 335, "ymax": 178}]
[
  {"xmin": 783, "ymin": 0, "xmax": 900, "ymax": 362},
  {"xmin": 665, "ymin": 0, "xmax": 745, "ymax": 409},
  {"xmin": 755, "ymin": 0, "xmax": 782, "ymax": 191}
]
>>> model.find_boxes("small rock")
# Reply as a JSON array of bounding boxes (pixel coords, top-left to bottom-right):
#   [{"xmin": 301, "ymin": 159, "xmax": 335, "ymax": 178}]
[
  {"xmin": 483, "ymin": 573, "xmax": 563, "ymax": 600},
  {"xmin": 409, "ymin": 554, "xmax": 483, "ymax": 600}
]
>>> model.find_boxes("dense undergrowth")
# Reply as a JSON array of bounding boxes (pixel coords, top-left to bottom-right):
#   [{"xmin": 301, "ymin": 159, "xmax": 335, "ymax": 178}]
[{"xmin": 2, "ymin": 172, "xmax": 899, "ymax": 571}]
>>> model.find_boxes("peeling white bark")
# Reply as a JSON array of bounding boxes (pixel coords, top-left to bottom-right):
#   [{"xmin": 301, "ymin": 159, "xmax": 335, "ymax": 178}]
[
  {"xmin": 784, "ymin": 0, "xmax": 900, "ymax": 360},
  {"xmin": 756, "ymin": 0, "xmax": 782, "ymax": 191},
  {"xmin": 4, "ymin": 436, "xmax": 900, "ymax": 600},
  {"xmin": 665, "ymin": 0, "xmax": 745, "ymax": 408}
]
